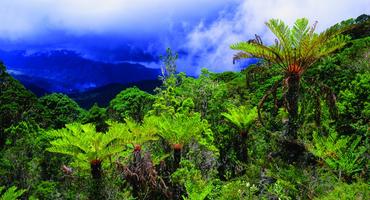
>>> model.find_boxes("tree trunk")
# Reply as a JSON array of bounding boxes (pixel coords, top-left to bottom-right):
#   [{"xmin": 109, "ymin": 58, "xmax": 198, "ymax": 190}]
[
  {"xmin": 172, "ymin": 144, "xmax": 183, "ymax": 200},
  {"xmin": 173, "ymin": 144, "xmax": 182, "ymax": 171},
  {"xmin": 283, "ymin": 73, "xmax": 307, "ymax": 163},
  {"xmin": 90, "ymin": 159, "xmax": 104, "ymax": 200},
  {"xmin": 239, "ymin": 131, "xmax": 248, "ymax": 163},
  {"xmin": 91, "ymin": 159, "xmax": 102, "ymax": 179},
  {"xmin": 132, "ymin": 146, "xmax": 142, "ymax": 198},
  {"xmin": 286, "ymin": 73, "xmax": 300, "ymax": 139}
]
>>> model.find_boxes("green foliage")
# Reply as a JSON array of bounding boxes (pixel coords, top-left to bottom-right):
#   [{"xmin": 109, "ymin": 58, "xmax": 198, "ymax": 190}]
[
  {"xmin": 266, "ymin": 165, "xmax": 314, "ymax": 199},
  {"xmin": 46, "ymin": 123, "xmax": 130, "ymax": 171},
  {"xmin": 310, "ymin": 37, "xmax": 370, "ymax": 93},
  {"xmin": 171, "ymin": 160, "xmax": 213, "ymax": 200},
  {"xmin": 315, "ymin": 181, "xmax": 369, "ymax": 200},
  {"xmin": 231, "ymin": 18, "xmax": 351, "ymax": 72},
  {"xmin": 36, "ymin": 93, "xmax": 85, "ymax": 129},
  {"xmin": 30, "ymin": 181, "xmax": 61, "ymax": 200},
  {"xmin": 337, "ymin": 71, "xmax": 370, "ymax": 134},
  {"xmin": 183, "ymin": 181, "xmax": 213, "ymax": 200},
  {"xmin": 231, "ymin": 18, "xmax": 352, "ymax": 140},
  {"xmin": 0, "ymin": 17, "xmax": 369, "ymax": 200},
  {"xmin": 159, "ymin": 48, "xmax": 179, "ymax": 81},
  {"xmin": 0, "ymin": 64, "xmax": 38, "ymax": 147},
  {"xmin": 123, "ymin": 117, "xmax": 158, "ymax": 146},
  {"xmin": 82, "ymin": 103, "xmax": 109, "ymax": 132},
  {"xmin": 150, "ymin": 77, "xmax": 183, "ymax": 115},
  {"xmin": 0, "ymin": 121, "xmax": 49, "ymax": 191},
  {"xmin": 177, "ymin": 69, "xmax": 230, "ymax": 118},
  {"xmin": 155, "ymin": 112, "xmax": 215, "ymax": 151},
  {"xmin": 307, "ymin": 130, "xmax": 367, "ymax": 178},
  {"xmin": 222, "ymin": 106, "xmax": 257, "ymax": 131},
  {"xmin": 109, "ymin": 87, "xmax": 154, "ymax": 122},
  {"xmin": 0, "ymin": 186, "xmax": 26, "ymax": 200},
  {"xmin": 214, "ymin": 179, "xmax": 258, "ymax": 200}
]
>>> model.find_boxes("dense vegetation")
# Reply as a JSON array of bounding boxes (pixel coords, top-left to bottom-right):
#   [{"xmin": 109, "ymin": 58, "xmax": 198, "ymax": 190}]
[{"xmin": 0, "ymin": 15, "xmax": 369, "ymax": 199}]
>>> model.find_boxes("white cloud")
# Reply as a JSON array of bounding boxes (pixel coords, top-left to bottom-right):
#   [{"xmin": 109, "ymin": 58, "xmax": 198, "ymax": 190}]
[
  {"xmin": 0, "ymin": 0, "xmax": 369, "ymax": 75},
  {"xmin": 0, "ymin": 0, "xmax": 233, "ymax": 39},
  {"xmin": 180, "ymin": 0, "xmax": 370, "ymax": 75}
]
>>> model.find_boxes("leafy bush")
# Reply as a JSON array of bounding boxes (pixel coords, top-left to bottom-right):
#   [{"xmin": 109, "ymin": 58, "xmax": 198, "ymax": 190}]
[
  {"xmin": 109, "ymin": 87, "xmax": 154, "ymax": 122},
  {"xmin": 307, "ymin": 129, "xmax": 367, "ymax": 179},
  {"xmin": 172, "ymin": 160, "xmax": 214, "ymax": 200},
  {"xmin": 315, "ymin": 181, "xmax": 369, "ymax": 200},
  {"xmin": 213, "ymin": 179, "xmax": 258, "ymax": 200},
  {"xmin": 37, "ymin": 93, "xmax": 85, "ymax": 129}
]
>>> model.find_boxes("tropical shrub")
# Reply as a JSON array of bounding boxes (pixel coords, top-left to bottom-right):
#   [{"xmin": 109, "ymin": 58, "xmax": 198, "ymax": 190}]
[
  {"xmin": 109, "ymin": 87, "xmax": 154, "ymax": 122},
  {"xmin": 307, "ymin": 129, "xmax": 367, "ymax": 179}
]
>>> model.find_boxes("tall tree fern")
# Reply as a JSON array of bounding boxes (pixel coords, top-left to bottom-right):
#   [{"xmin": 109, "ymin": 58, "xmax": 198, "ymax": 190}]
[
  {"xmin": 47, "ymin": 123, "xmax": 130, "ymax": 177},
  {"xmin": 222, "ymin": 106, "xmax": 258, "ymax": 162},
  {"xmin": 231, "ymin": 18, "xmax": 352, "ymax": 140},
  {"xmin": 154, "ymin": 112, "xmax": 214, "ymax": 170},
  {"xmin": 46, "ymin": 122, "xmax": 133, "ymax": 199},
  {"xmin": 222, "ymin": 106, "xmax": 258, "ymax": 134}
]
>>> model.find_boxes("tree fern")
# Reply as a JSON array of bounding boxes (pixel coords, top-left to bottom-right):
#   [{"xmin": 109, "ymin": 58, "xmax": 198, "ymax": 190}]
[
  {"xmin": 46, "ymin": 123, "xmax": 132, "ymax": 173},
  {"xmin": 155, "ymin": 113, "xmax": 209, "ymax": 148},
  {"xmin": 124, "ymin": 117, "xmax": 158, "ymax": 146},
  {"xmin": 153, "ymin": 112, "xmax": 215, "ymax": 170},
  {"xmin": 222, "ymin": 106, "xmax": 258, "ymax": 162},
  {"xmin": 222, "ymin": 106, "xmax": 258, "ymax": 132},
  {"xmin": 231, "ymin": 18, "xmax": 352, "ymax": 142}
]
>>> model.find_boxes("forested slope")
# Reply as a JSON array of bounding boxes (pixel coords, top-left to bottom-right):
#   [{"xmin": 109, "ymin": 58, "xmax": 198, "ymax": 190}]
[{"xmin": 0, "ymin": 15, "xmax": 369, "ymax": 200}]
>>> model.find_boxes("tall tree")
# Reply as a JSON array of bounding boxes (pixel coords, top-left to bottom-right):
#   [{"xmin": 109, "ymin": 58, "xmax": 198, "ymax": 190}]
[
  {"xmin": 108, "ymin": 87, "xmax": 154, "ymax": 123},
  {"xmin": 231, "ymin": 18, "xmax": 351, "ymax": 140},
  {"xmin": 159, "ymin": 48, "xmax": 178, "ymax": 82}
]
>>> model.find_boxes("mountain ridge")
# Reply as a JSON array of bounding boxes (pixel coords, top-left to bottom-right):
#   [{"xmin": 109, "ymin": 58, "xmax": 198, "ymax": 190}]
[{"xmin": 0, "ymin": 49, "xmax": 160, "ymax": 93}]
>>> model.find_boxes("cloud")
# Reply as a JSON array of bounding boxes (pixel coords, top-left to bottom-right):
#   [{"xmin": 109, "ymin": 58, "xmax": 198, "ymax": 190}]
[
  {"xmin": 0, "ymin": 0, "xmax": 232, "ymax": 40},
  {"xmin": 180, "ymin": 0, "xmax": 370, "ymax": 75},
  {"xmin": 0, "ymin": 0, "xmax": 238, "ymax": 67},
  {"xmin": 0, "ymin": 0, "xmax": 368, "ymax": 75}
]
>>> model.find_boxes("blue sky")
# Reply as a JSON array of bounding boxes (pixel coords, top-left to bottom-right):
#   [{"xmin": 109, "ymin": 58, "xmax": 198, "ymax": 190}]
[{"xmin": 0, "ymin": 0, "xmax": 369, "ymax": 75}]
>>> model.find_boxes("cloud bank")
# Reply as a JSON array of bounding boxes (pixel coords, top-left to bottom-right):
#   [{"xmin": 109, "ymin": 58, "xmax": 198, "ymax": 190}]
[
  {"xmin": 0, "ymin": 0, "xmax": 233, "ymax": 39},
  {"xmin": 0, "ymin": 0, "xmax": 368, "ymax": 75}
]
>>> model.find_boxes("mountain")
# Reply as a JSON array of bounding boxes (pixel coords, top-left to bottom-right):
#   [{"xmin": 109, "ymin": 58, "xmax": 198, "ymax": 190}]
[{"xmin": 0, "ymin": 49, "xmax": 160, "ymax": 93}]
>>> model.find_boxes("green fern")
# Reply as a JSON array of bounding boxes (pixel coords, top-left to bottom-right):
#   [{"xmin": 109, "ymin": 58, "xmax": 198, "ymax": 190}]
[
  {"xmin": 315, "ymin": 181, "xmax": 370, "ymax": 200},
  {"xmin": 231, "ymin": 18, "xmax": 352, "ymax": 140},
  {"xmin": 222, "ymin": 106, "xmax": 258, "ymax": 132},
  {"xmin": 124, "ymin": 117, "xmax": 159, "ymax": 146},
  {"xmin": 307, "ymin": 129, "xmax": 367, "ymax": 178},
  {"xmin": 155, "ymin": 112, "xmax": 210, "ymax": 147},
  {"xmin": 0, "ymin": 186, "xmax": 25, "ymax": 200},
  {"xmin": 46, "ymin": 123, "xmax": 131, "ymax": 171},
  {"xmin": 183, "ymin": 181, "xmax": 213, "ymax": 200},
  {"xmin": 231, "ymin": 18, "xmax": 351, "ymax": 73}
]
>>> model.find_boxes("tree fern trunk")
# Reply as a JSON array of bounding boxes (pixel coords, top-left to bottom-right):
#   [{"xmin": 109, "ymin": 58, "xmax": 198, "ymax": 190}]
[
  {"xmin": 90, "ymin": 159, "xmax": 104, "ymax": 200},
  {"xmin": 286, "ymin": 73, "xmax": 300, "ymax": 139},
  {"xmin": 239, "ymin": 131, "xmax": 248, "ymax": 162},
  {"xmin": 173, "ymin": 144, "xmax": 182, "ymax": 171},
  {"xmin": 173, "ymin": 144, "xmax": 182, "ymax": 200}
]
